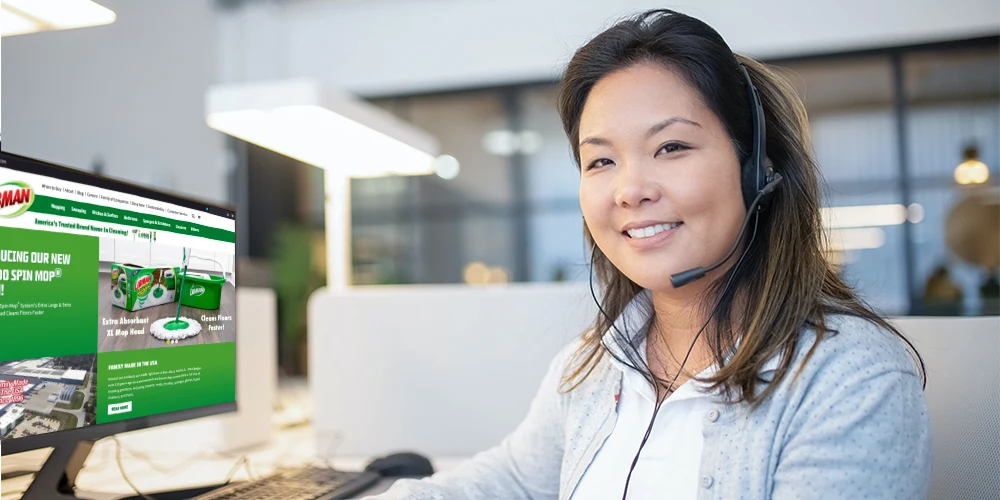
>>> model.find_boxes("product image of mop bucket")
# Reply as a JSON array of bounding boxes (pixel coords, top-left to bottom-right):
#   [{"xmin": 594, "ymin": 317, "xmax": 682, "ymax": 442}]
[
  {"xmin": 179, "ymin": 273, "xmax": 225, "ymax": 310},
  {"xmin": 164, "ymin": 268, "xmax": 176, "ymax": 289},
  {"xmin": 111, "ymin": 272, "xmax": 129, "ymax": 308}
]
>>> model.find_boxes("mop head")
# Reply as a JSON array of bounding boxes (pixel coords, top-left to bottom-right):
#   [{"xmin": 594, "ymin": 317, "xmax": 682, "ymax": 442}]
[{"xmin": 150, "ymin": 317, "xmax": 203, "ymax": 341}]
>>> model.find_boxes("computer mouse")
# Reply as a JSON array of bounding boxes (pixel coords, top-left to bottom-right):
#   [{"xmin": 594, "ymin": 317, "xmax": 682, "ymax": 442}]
[{"xmin": 364, "ymin": 451, "xmax": 435, "ymax": 478}]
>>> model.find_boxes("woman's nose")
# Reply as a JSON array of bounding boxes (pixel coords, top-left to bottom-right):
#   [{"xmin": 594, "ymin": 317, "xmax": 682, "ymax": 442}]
[{"xmin": 614, "ymin": 161, "xmax": 660, "ymax": 208}]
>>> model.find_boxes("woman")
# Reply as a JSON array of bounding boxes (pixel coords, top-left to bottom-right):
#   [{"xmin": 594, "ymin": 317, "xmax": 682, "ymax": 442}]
[{"xmin": 365, "ymin": 9, "xmax": 930, "ymax": 500}]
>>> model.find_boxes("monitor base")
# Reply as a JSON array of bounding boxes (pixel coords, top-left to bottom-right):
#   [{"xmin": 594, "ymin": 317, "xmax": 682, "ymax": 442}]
[
  {"xmin": 20, "ymin": 440, "xmax": 94, "ymax": 500},
  {"xmin": 19, "ymin": 440, "xmax": 234, "ymax": 500}
]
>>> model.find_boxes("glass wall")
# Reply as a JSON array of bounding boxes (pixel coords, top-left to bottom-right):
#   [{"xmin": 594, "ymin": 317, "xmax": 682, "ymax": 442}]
[
  {"xmin": 773, "ymin": 43, "xmax": 999, "ymax": 315},
  {"xmin": 903, "ymin": 46, "xmax": 1000, "ymax": 315},
  {"xmin": 520, "ymin": 87, "xmax": 589, "ymax": 283},
  {"xmin": 775, "ymin": 57, "xmax": 909, "ymax": 313},
  {"xmin": 355, "ymin": 92, "xmax": 516, "ymax": 284}
]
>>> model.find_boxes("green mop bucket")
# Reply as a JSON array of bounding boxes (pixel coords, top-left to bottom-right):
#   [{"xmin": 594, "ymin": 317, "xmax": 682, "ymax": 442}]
[{"xmin": 178, "ymin": 273, "xmax": 225, "ymax": 310}]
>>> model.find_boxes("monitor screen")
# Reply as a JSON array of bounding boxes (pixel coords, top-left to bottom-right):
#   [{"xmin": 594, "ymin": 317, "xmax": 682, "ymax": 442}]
[{"xmin": 0, "ymin": 152, "xmax": 236, "ymax": 446}]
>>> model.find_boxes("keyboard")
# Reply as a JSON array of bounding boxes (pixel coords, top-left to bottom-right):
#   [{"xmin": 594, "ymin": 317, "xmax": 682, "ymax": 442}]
[{"xmin": 192, "ymin": 467, "xmax": 382, "ymax": 500}]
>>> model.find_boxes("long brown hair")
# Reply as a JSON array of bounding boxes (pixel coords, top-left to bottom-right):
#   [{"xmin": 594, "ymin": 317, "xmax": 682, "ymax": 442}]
[{"xmin": 556, "ymin": 9, "xmax": 925, "ymax": 406}]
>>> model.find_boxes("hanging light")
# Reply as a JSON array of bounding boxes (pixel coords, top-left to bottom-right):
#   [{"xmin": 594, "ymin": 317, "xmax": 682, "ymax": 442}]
[
  {"xmin": 955, "ymin": 145, "xmax": 989, "ymax": 185},
  {"xmin": 205, "ymin": 79, "xmax": 440, "ymax": 178}
]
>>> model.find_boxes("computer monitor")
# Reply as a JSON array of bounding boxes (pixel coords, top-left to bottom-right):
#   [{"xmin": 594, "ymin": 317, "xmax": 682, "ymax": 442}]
[{"xmin": 0, "ymin": 151, "xmax": 238, "ymax": 499}]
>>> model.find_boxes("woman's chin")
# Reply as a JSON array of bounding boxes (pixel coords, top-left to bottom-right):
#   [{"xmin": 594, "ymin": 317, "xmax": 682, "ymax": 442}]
[{"xmin": 623, "ymin": 267, "xmax": 696, "ymax": 292}]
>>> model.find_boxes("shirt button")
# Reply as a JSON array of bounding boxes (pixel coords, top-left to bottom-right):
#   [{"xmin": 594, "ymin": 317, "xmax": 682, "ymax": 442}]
[
  {"xmin": 706, "ymin": 409, "xmax": 720, "ymax": 422},
  {"xmin": 701, "ymin": 475, "xmax": 714, "ymax": 489}
]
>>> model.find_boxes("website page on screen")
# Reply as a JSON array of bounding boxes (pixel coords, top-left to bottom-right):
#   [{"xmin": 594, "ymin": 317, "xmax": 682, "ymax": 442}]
[{"xmin": 0, "ymin": 161, "xmax": 236, "ymax": 441}]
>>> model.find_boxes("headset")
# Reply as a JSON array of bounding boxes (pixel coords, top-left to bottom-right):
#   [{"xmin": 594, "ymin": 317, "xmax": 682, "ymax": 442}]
[
  {"xmin": 669, "ymin": 63, "xmax": 784, "ymax": 289},
  {"xmin": 592, "ymin": 62, "xmax": 784, "ymax": 500}
]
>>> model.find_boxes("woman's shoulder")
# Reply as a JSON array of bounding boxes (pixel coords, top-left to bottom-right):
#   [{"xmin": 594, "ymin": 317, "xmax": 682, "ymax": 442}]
[
  {"xmin": 790, "ymin": 313, "xmax": 923, "ymax": 383},
  {"xmin": 747, "ymin": 313, "xmax": 928, "ymax": 433}
]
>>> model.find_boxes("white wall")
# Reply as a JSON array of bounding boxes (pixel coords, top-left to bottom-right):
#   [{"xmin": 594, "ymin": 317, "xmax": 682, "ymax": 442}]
[
  {"xmin": 220, "ymin": 0, "xmax": 1000, "ymax": 97},
  {"xmin": 2, "ymin": 0, "xmax": 228, "ymax": 204}
]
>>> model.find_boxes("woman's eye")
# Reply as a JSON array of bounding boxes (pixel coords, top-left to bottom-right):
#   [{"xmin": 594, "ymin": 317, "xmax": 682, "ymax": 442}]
[
  {"xmin": 658, "ymin": 142, "xmax": 688, "ymax": 155},
  {"xmin": 586, "ymin": 158, "xmax": 614, "ymax": 170}
]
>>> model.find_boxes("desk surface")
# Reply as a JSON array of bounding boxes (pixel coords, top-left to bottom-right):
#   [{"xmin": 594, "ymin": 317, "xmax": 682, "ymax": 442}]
[{"xmin": 1, "ymin": 424, "xmax": 464, "ymax": 499}]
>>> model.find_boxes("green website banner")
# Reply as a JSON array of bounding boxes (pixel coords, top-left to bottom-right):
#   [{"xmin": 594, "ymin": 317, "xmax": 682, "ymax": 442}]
[
  {"xmin": 0, "ymin": 226, "xmax": 98, "ymax": 361},
  {"xmin": 96, "ymin": 343, "xmax": 236, "ymax": 423},
  {"xmin": 29, "ymin": 194, "xmax": 235, "ymax": 243}
]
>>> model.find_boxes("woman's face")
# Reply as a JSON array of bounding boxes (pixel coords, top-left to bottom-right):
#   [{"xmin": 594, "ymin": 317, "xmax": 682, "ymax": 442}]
[{"xmin": 578, "ymin": 62, "xmax": 746, "ymax": 294}]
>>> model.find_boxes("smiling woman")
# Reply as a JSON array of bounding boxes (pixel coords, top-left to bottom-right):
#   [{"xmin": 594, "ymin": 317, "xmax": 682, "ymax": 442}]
[
  {"xmin": 362, "ymin": 9, "xmax": 931, "ymax": 500},
  {"xmin": 577, "ymin": 64, "xmax": 747, "ymax": 289}
]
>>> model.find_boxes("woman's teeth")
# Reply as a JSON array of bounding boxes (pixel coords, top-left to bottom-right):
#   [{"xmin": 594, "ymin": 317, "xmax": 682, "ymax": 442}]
[{"xmin": 626, "ymin": 222, "xmax": 681, "ymax": 239}]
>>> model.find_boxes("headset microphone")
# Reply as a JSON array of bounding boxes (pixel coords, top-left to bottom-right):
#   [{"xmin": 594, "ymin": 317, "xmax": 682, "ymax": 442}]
[{"xmin": 669, "ymin": 172, "xmax": 783, "ymax": 288}]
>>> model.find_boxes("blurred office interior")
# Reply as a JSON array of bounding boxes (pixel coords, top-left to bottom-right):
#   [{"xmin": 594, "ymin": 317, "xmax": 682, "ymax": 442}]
[{"xmin": 3, "ymin": 0, "xmax": 998, "ymax": 375}]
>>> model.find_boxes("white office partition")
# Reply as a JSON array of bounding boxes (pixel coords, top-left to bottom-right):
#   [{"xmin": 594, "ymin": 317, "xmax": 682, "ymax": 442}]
[
  {"xmin": 308, "ymin": 283, "xmax": 597, "ymax": 457},
  {"xmin": 890, "ymin": 316, "xmax": 1000, "ymax": 500}
]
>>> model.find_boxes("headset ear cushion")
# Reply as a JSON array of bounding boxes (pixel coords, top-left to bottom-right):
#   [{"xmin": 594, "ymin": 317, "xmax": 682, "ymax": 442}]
[
  {"xmin": 740, "ymin": 157, "xmax": 758, "ymax": 210},
  {"xmin": 741, "ymin": 157, "xmax": 779, "ymax": 210}
]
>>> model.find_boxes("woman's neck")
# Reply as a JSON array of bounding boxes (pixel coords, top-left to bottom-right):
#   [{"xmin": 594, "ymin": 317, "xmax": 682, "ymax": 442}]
[{"xmin": 645, "ymin": 287, "xmax": 718, "ymax": 388}]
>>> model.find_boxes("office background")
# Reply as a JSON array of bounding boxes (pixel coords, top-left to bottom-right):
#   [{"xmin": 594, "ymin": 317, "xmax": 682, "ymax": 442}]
[{"xmin": 3, "ymin": 0, "xmax": 998, "ymax": 375}]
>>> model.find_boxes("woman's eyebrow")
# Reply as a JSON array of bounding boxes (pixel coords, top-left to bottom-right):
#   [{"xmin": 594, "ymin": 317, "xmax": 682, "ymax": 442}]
[{"xmin": 579, "ymin": 116, "xmax": 702, "ymax": 148}]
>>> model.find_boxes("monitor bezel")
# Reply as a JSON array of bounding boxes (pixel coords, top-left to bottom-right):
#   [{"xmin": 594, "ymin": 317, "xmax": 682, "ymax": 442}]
[{"xmin": 0, "ymin": 149, "xmax": 239, "ymax": 455}]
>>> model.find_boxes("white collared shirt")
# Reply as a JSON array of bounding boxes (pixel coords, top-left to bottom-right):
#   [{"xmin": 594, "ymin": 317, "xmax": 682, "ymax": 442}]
[{"xmin": 569, "ymin": 337, "xmax": 721, "ymax": 500}]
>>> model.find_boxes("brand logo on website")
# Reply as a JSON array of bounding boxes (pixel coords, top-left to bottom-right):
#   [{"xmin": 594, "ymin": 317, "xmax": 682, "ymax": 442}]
[
  {"xmin": 189, "ymin": 285, "xmax": 205, "ymax": 297},
  {"xmin": 0, "ymin": 181, "xmax": 34, "ymax": 218}
]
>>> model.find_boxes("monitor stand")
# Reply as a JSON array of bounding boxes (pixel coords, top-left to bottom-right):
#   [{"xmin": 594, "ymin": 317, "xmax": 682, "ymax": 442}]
[{"xmin": 19, "ymin": 440, "xmax": 231, "ymax": 500}]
